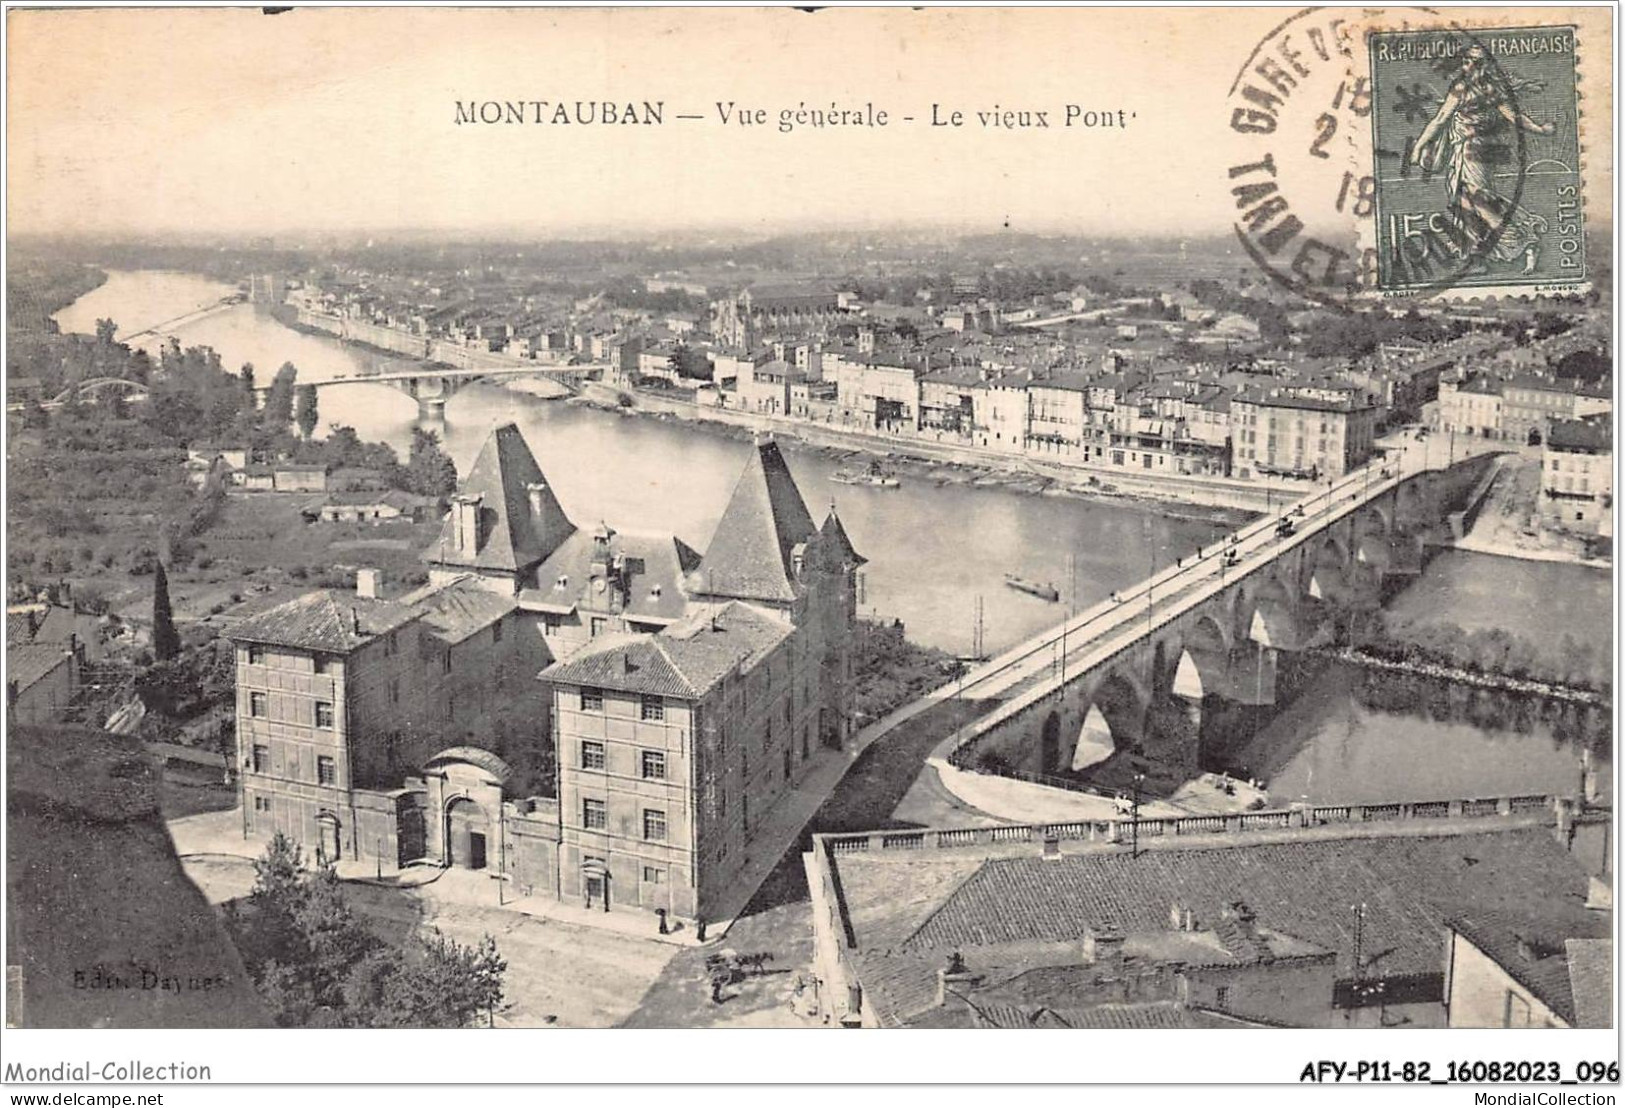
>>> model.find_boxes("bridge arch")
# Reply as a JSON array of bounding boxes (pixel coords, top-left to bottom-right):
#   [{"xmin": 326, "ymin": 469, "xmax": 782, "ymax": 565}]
[
  {"xmin": 1064, "ymin": 668, "xmax": 1149, "ymax": 771},
  {"xmin": 1236, "ymin": 574, "xmax": 1301, "ymax": 651},
  {"xmin": 50, "ymin": 377, "xmax": 150, "ymax": 405}
]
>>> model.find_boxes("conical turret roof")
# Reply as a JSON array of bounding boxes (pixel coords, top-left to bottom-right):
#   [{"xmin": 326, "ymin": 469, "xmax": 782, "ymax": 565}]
[
  {"xmin": 696, "ymin": 437, "xmax": 816, "ymax": 604},
  {"xmin": 424, "ymin": 423, "xmax": 575, "ymax": 575}
]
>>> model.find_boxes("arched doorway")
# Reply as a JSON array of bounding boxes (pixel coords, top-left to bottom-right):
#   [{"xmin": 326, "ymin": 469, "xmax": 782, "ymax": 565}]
[
  {"xmin": 582, "ymin": 858, "xmax": 611, "ymax": 911},
  {"xmin": 315, "ymin": 812, "xmax": 342, "ymax": 864},
  {"xmin": 446, "ymin": 797, "xmax": 490, "ymax": 870}
]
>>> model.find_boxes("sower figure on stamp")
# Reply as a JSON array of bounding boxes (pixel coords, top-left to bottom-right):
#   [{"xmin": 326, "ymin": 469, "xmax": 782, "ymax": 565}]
[{"xmin": 1409, "ymin": 44, "xmax": 1557, "ymax": 275}]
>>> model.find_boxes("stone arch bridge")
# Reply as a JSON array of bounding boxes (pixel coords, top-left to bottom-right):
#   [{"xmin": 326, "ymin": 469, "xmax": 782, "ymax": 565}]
[{"xmin": 950, "ymin": 452, "xmax": 1502, "ymax": 784}]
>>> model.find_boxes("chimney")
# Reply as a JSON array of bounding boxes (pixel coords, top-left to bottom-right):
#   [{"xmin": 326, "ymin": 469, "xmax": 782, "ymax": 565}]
[
  {"xmin": 526, "ymin": 481, "xmax": 549, "ymax": 520},
  {"xmin": 452, "ymin": 494, "xmax": 483, "ymax": 558},
  {"xmin": 355, "ymin": 568, "xmax": 380, "ymax": 600},
  {"xmin": 1084, "ymin": 922, "xmax": 1125, "ymax": 965},
  {"xmin": 935, "ymin": 951, "xmax": 978, "ymax": 1007}
]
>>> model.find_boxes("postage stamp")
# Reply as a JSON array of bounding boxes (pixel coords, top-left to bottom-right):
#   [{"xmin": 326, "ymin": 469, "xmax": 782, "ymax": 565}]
[{"xmin": 1368, "ymin": 24, "xmax": 1588, "ymax": 297}]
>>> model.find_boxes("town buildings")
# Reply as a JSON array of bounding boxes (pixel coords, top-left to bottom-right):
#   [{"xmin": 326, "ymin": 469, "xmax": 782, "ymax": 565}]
[
  {"xmin": 1541, "ymin": 418, "xmax": 1613, "ymax": 535},
  {"xmin": 805, "ymin": 816, "xmax": 1607, "ymax": 1029},
  {"xmin": 227, "ymin": 423, "xmax": 863, "ymax": 925},
  {"xmin": 1231, "ymin": 386, "xmax": 1380, "ymax": 480}
]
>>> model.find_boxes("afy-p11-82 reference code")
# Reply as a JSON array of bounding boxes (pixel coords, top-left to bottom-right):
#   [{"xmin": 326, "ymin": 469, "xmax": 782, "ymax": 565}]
[{"xmin": 1299, "ymin": 1060, "xmax": 1620, "ymax": 1084}]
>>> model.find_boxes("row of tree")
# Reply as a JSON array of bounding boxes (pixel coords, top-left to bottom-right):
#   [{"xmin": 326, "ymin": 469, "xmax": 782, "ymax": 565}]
[{"xmin": 227, "ymin": 834, "xmax": 507, "ymax": 1028}]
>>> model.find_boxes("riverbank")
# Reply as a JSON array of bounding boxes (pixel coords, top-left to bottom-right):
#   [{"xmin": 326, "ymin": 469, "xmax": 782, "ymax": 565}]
[
  {"xmin": 1453, "ymin": 453, "xmax": 1612, "ymax": 568},
  {"xmin": 571, "ymin": 384, "xmax": 1258, "ymax": 528},
  {"xmin": 1318, "ymin": 646, "xmax": 1610, "ymax": 707}
]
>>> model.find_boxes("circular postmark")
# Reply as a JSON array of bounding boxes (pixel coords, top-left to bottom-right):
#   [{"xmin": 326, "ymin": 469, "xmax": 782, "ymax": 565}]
[{"xmin": 1223, "ymin": 9, "xmax": 1543, "ymax": 306}]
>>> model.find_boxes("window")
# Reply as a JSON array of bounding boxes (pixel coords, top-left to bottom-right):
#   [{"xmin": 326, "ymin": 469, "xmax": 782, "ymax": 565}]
[
  {"xmin": 642, "ymin": 808, "xmax": 667, "ymax": 842},
  {"xmin": 641, "ymin": 750, "xmax": 666, "ymax": 780},
  {"xmin": 317, "ymin": 756, "xmax": 336, "ymax": 786},
  {"xmin": 389, "ymin": 679, "xmax": 400, "ymax": 704},
  {"xmin": 1214, "ymin": 985, "xmax": 1230, "ymax": 1011},
  {"xmin": 249, "ymin": 691, "xmax": 268, "ymax": 718},
  {"xmin": 247, "ymin": 644, "xmax": 265, "ymax": 666},
  {"xmin": 252, "ymin": 744, "xmax": 270, "ymax": 773},
  {"xmin": 581, "ymin": 741, "xmax": 606, "ymax": 770},
  {"xmin": 313, "ymin": 654, "xmax": 331, "ymax": 675},
  {"xmin": 385, "ymin": 632, "xmax": 398, "ymax": 657},
  {"xmin": 591, "ymin": 617, "xmax": 607, "ymax": 637},
  {"xmin": 442, "ymin": 649, "xmax": 452, "ymax": 674},
  {"xmin": 543, "ymin": 613, "xmax": 562, "ymax": 637},
  {"xmin": 253, "ymin": 795, "xmax": 271, "ymax": 813},
  {"xmin": 642, "ymin": 866, "xmax": 666, "ymax": 884},
  {"xmin": 314, "ymin": 701, "xmax": 335, "ymax": 729},
  {"xmin": 582, "ymin": 798, "xmax": 607, "ymax": 830},
  {"xmin": 580, "ymin": 687, "xmax": 604, "ymax": 712},
  {"xmin": 641, "ymin": 694, "xmax": 665, "ymax": 722},
  {"xmin": 492, "ymin": 618, "xmax": 504, "ymax": 644}
]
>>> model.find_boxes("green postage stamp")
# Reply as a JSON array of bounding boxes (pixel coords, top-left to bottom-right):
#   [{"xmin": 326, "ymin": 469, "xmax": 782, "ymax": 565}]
[{"xmin": 1368, "ymin": 25, "xmax": 1587, "ymax": 297}]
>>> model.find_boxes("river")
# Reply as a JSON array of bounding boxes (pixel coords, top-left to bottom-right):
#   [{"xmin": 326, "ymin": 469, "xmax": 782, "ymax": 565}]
[
  {"xmin": 54, "ymin": 270, "xmax": 1232, "ymax": 656},
  {"xmin": 55, "ymin": 269, "xmax": 1613, "ymax": 804}
]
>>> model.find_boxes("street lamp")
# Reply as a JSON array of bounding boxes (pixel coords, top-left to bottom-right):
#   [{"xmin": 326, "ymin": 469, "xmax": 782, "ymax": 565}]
[{"xmin": 1130, "ymin": 768, "xmax": 1147, "ymax": 858}]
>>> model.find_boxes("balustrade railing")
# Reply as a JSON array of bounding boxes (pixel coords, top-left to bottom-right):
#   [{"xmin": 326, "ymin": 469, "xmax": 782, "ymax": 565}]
[{"xmin": 813, "ymin": 792, "xmax": 1565, "ymax": 857}]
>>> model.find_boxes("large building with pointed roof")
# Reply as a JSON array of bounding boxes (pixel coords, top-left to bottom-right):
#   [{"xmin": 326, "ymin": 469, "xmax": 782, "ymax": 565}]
[{"xmin": 226, "ymin": 422, "xmax": 863, "ymax": 925}]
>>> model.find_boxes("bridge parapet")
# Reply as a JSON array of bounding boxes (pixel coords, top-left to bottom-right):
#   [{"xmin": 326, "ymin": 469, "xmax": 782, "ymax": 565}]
[{"xmin": 816, "ymin": 792, "xmax": 1572, "ymax": 856}]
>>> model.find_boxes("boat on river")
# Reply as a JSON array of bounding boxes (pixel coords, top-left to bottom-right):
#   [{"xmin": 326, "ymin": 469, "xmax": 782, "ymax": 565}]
[
  {"xmin": 831, "ymin": 462, "xmax": 900, "ymax": 488},
  {"xmin": 1004, "ymin": 574, "xmax": 1060, "ymax": 603}
]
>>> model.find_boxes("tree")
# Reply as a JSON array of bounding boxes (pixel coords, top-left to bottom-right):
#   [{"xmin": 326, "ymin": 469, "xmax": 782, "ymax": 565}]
[
  {"xmin": 295, "ymin": 385, "xmax": 320, "ymax": 440},
  {"xmin": 95, "ymin": 318, "xmax": 118, "ymax": 346},
  {"xmin": 21, "ymin": 393, "xmax": 48, "ymax": 430},
  {"xmin": 262, "ymin": 362, "xmax": 299, "ymax": 428},
  {"xmin": 151, "ymin": 560, "xmax": 181, "ymax": 661},
  {"xmin": 240, "ymin": 362, "xmax": 257, "ymax": 397},
  {"xmin": 229, "ymin": 835, "xmax": 508, "ymax": 1028},
  {"xmin": 668, "ymin": 344, "xmax": 713, "ymax": 381},
  {"xmin": 406, "ymin": 428, "xmax": 458, "ymax": 498}
]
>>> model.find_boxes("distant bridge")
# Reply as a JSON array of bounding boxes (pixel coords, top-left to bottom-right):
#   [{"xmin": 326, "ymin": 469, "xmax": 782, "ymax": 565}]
[
  {"xmin": 918, "ymin": 438, "xmax": 1503, "ymax": 798},
  {"xmin": 121, "ymin": 296, "xmax": 244, "ymax": 342},
  {"xmin": 5, "ymin": 376, "xmax": 154, "ymax": 413},
  {"xmin": 260, "ymin": 363, "xmax": 608, "ymax": 416}
]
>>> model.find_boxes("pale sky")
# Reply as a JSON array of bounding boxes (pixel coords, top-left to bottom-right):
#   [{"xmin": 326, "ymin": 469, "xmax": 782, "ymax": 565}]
[{"xmin": 6, "ymin": 6, "xmax": 1613, "ymax": 238}]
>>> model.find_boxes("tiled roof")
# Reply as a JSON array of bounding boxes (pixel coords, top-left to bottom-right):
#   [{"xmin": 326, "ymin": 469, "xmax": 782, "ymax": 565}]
[
  {"xmin": 819, "ymin": 509, "xmax": 867, "ymax": 569},
  {"xmin": 225, "ymin": 590, "xmax": 421, "ymax": 652},
  {"xmin": 1234, "ymin": 388, "xmax": 1375, "ymax": 412},
  {"xmin": 694, "ymin": 439, "xmax": 816, "ymax": 605},
  {"xmin": 397, "ymin": 577, "xmax": 517, "ymax": 645},
  {"xmin": 1565, "ymin": 940, "xmax": 1612, "ymax": 1029},
  {"xmin": 830, "ymin": 826, "xmax": 1602, "ymax": 1027},
  {"xmin": 1548, "ymin": 419, "xmax": 1611, "ymax": 453},
  {"xmin": 540, "ymin": 602, "xmax": 791, "ymax": 699},
  {"xmin": 422, "ymin": 745, "xmax": 513, "ymax": 783},
  {"xmin": 322, "ymin": 488, "xmax": 432, "ymax": 508},
  {"xmin": 423, "ymin": 423, "xmax": 576, "ymax": 575},
  {"xmin": 523, "ymin": 528, "xmax": 702, "ymax": 624},
  {"xmin": 905, "ymin": 999, "xmax": 1211, "ymax": 1029},
  {"xmin": 1447, "ymin": 912, "xmax": 1611, "ymax": 1026},
  {"xmin": 8, "ymin": 643, "xmax": 73, "ymax": 694}
]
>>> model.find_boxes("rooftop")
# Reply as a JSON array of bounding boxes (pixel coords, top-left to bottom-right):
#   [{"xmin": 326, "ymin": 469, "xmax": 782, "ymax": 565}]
[
  {"xmin": 1448, "ymin": 913, "xmax": 1612, "ymax": 1027},
  {"xmin": 397, "ymin": 576, "xmax": 518, "ymax": 645},
  {"xmin": 1547, "ymin": 418, "xmax": 1611, "ymax": 454},
  {"xmin": 540, "ymin": 600, "xmax": 792, "ymax": 699},
  {"xmin": 693, "ymin": 438, "xmax": 817, "ymax": 605},
  {"xmin": 225, "ymin": 589, "xmax": 422, "ymax": 653},
  {"xmin": 820, "ymin": 822, "xmax": 1603, "ymax": 1028}
]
